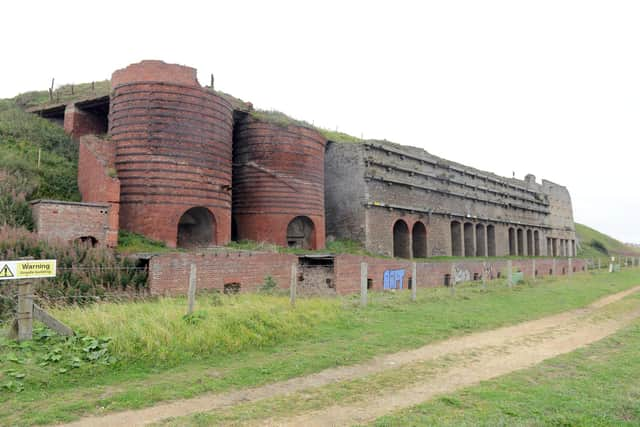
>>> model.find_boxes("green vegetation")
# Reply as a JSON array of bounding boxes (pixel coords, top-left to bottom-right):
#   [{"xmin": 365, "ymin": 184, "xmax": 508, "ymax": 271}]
[
  {"xmin": 0, "ymin": 226, "xmax": 147, "ymax": 322},
  {"xmin": 13, "ymin": 80, "xmax": 110, "ymax": 109},
  {"xmin": 2, "ymin": 269, "xmax": 640, "ymax": 425},
  {"xmin": 116, "ymin": 230, "xmax": 171, "ymax": 254},
  {"xmin": 576, "ymin": 222, "xmax": 640, "ymax": 258},
  {"xmin": 372, "ymin": 302, "xmax": 640, "ymax": 426}
]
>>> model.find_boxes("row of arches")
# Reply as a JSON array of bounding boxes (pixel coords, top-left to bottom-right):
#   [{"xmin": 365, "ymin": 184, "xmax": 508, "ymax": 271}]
[
  {"xmin": 393, "ymin": 220, "xmax": 427, "ymax": 258},
  {"xmin": 450, "ymin": 221, "xmax": 497, "ymax": 257},
  {"xmin": 507, "ymin": 227, "xmax": 542, "ymax": 256},
  {"xmin": 177, "ymin": 207, "xmax": 316, "ymax": 249},
  {"xmin": 546, "ymin": 237, "xmax": 576, "ymax": 257}
]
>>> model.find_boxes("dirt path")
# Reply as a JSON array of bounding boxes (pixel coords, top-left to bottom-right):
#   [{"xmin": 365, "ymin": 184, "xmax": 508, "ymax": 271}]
[{"xmin": 59, "ymin": 285, "xmax": 640, "ymax": 427}]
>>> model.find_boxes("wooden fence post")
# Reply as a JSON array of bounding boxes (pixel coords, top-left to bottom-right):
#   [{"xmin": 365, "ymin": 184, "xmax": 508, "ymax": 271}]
[
  {"xmin": 290, "ymin": 263, "xmax": 297, "ymax": 307},
  {"xmin": 532, "ymin": 259, "xmax": 536, "ymax": 281},
  {"xmin": 187, "ymin": 263, "xmax": 197, "ymax": 315},
  {"xmin": 411, "ymin": 262, "xmax": 417, "ymax": 302},
  {"xmin": 360, "ymin": 262, "xmax": 368, "ymax": 307},
  {"xmin": 552, "ymin": 258, "xmax": 557, "ymax": 276},
  {"xmin": 481, "ymin": 261, "xmax": 487, "ymax": 290},
  {"xmin": 450, "ymin": 263, "xmax": 456, "ymax": 296},
  {"xmin": 17, "ymin": 281, "xmax": 34, "ymax": 341},
  {"xmin": 568, "ymin": 258, "xmax": 573, "ymax": 277},
  {"xmin": 507, "ymin": 260, "xmax": 513, "ymax": 288}
]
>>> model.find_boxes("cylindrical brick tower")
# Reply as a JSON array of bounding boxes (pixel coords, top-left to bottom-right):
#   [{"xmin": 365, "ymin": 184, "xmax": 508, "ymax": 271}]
[
  {"xmin": 109, "ymin": 61, "xmax": 233, "ymax": 248},
  {"xmin": 232, "ymin": 115, "xmax": 326, "ymax": 249}
]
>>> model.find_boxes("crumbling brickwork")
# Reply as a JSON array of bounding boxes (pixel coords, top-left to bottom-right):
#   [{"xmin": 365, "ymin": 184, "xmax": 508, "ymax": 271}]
[
  {"xmin": 233, "ymin": 116, "xmax": 326, "ymax": 249},
  {"xmin": 110, "ymin": 61, "xmax": 234, "ymax": 248},
  {"xmin": 30, "ymin": 200, "xmax": 111, "ymax": 247},
  {"xmin": 78, "ymin": 135, "xmax": 119, "ymax": 247}
]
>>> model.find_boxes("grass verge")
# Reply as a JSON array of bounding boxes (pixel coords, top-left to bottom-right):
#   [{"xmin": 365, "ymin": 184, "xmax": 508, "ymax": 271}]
[{"xmin": 1, "ymin": 269, "xmax": 639, "ymax": 425}]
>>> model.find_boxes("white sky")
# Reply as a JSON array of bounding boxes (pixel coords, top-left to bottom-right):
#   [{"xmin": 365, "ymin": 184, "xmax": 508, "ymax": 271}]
[{"xmin": 2, "ymin": 1, "xmax": 639, "ymax": 243}]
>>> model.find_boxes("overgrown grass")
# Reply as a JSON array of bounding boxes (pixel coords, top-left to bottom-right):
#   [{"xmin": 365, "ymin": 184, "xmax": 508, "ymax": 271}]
[
  {"xmin": 576, "ymin": 222, "xmax": 640, "ymax": 258},
  {"xmin": 51, "ymin": 294, "xmax": 341, "ymax": 364},
  {"xmin": 2, "ymin": 269, "xmax": 640, "ymax": 425},
  {"xmin": 13, "ymin": 80, "xmax": 110, "ymax": 109},
  {"xmin": 116, "ymin": 230, "xmax": 171, "ymax": 254},
  {"xmin": 371, "ymin": 301, "xmax": 640, "ymax": 426}
]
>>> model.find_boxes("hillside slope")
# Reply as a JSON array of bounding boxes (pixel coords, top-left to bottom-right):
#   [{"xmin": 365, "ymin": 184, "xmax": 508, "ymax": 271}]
[{"xmin": 575, "ymin": 223, "xmax": 640, "ymax": 258}]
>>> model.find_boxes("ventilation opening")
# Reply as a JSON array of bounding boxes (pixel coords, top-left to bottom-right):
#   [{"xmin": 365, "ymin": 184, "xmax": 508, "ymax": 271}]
[
  {"xmin": 177, "ymin": 207, "xmax": 216, "ymax": 248},
  {"xmin": 535, "ymin": 269, "xmax": 538, "ymax": 276},
  {"xmin": 549, "ymin": 268, "xmax": 553, "ymax": 275},
  {"xmin": 326, "ymin": 278, "xmax": 334, "ymax": 289},
  {"xmin": 573, "ymin": 267, "xmax": 576, "ymax": 272},
  {"xmin": 74, "ymin": 236, "xmax": 98, "ymax": 247},
  {"xmin": 287, "ymin": 216, "xmax": 315, "ymax": 249},
  {"xmin": 223, "ymin": 282, "xmax": 241, "ymax": 294},
  {"xmin": 451, "ymin": 221, "xmax": 462, "ymax": 256},
  {"xmin": 393, "ymin": 219, "xmax": 410, "ymax": 258},
  {"xmin": 367, "ymin": 278, "xmax": 373, "ymax": 289},
  {"xmin": 562, "ymin": 267, "xmax": 566, "ymax": 275},
  {"xmin": 408, "ymin": 277, "xmax": 413, "ymax": 290},
  {"xmin": 464, "ymin": 222, "xmax": 474, "ymax": 256},
  {"xmin": 473, "ymin": 272, "xmax": 479, "ymax": 281},
  {"xmin": 487, "ymin": 225, "xmax": 496, "ymax": 256},
  {"xmin": 412, "ymin": 222, "xmax": 427, "ymax": 258},
  {"xmin": 444, "ymin": 274, "xmax": 451, "ymax": 286},
  {"xmin": 497, "ymin": 272, "xmax": 502, "ymax": 279}
]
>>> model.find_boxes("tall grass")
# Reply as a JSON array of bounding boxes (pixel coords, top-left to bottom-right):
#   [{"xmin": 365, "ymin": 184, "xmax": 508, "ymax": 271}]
[{"xmin": 52, "ymin": 294, "xmax": 342, "ymax": 364}]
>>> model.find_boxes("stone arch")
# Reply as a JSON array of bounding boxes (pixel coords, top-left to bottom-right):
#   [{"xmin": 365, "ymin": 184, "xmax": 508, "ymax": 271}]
[
  {"xmin": 393, "ymin": 219, "xmax": 410, "ymax": 259},
  {"xmin": 534, "ymin": 230, "xmax": 540, "ymax": 256},
  {"xmin": 475, "ymin": 224, "xmax": 486, "ymax": 257},
  {"xmin": 526, "ymin": 229, "xmax": 533, "ymax": 256},
  {"xmin": 412, "ymin": 221, "xmax": 427, "ymax": 258},
  {"xmin": 508, "ymin": 227, "xmax": 516, "ymax": 256},
  {"xmin": 517, "ymin": 229, "xmax": 524, "ymax": 256},
  {"xmin": 177, "ymin": 207, "xmax": 216, "ymax": 248},
  {"xmin": 451, "ymin": 221, "xmax": 462, "ymax": 256},
  {"xmin": 487, "ymin": 224, "xmax": 496, "ymax": 256},
  {"xmin": 286, "ymin": 216, "xmax": 315, "ymax": 249},
  {"xmin": 464, "ymin": 222, "xmax": 474, "ymax": 257}
]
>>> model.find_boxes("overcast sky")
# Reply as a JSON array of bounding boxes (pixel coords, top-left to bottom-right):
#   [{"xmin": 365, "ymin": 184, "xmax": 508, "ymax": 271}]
[{"xmin": 2, "ymin": 1, "xmax": 639, "ymax": 243}]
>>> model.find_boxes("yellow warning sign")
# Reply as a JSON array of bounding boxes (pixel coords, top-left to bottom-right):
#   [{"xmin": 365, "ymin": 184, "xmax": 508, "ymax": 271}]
[{"xmin": 0, "ymin": 260, "xmax": 56, "ymax": 281}]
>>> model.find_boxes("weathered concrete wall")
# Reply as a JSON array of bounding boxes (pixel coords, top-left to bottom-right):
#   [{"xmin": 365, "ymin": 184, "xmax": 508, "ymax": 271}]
[
  {"xmin": 233, "ymin": 116, "xmax": 326, "ymax": 249},
  {"xmin": 30, "ymin": 200, "xmax": 111, "ymax": 247},
  {"xmin": 325, "ymin": 142, "xmax": 367, "ymax": 243},
  {"xmin": 325, "ymin": 140, "xmax": 577, "ymax": 258},
  {"xmin": 78, "ymin": 135, "xmax": 119, "ymax": 247}
]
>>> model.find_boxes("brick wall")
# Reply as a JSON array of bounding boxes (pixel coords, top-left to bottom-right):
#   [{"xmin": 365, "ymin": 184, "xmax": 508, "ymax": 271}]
[
  {"xmin": 64, "ymin": 105, "xmax": 107, "ymax": 138},
  {"xmin": 78, "ymin": 135, "xmax": 120, "ymax": 247},
  {"xmin": 30, "ymin": 200, "xmax": 111, "ymax": 246},
  {"xmin": 149, "ymin": 250, "xmax": 588, "ymax": 296},
  {"xmin": 148, "ymin": 251, "xmax": 298, "ymax": 295}
]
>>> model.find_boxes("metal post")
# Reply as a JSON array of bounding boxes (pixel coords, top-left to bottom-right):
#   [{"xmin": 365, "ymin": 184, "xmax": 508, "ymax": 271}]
[
  {"xmin": 187, "ymin": 263, "xmax": 197, "ymax": 315},
  {"xmin": 411, "ymin": 262, "xmax": 417, "ymax": 302},
  {"xmin": 360, "ymin": 262, "xmax": 368, "ymax": 307},
  {"xmin": 290, "ymin": 263, "xmax": 297, "ymax": 307},
  {"xmin": 17, "ymin": 281, "xmax": 34, "ymax": 341}
]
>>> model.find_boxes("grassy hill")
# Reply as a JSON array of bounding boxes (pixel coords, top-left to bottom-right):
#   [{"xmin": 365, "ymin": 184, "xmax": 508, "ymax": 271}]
[{"xmin": 575, "ymin": 223, "xmax": 640, "ymax": 258}]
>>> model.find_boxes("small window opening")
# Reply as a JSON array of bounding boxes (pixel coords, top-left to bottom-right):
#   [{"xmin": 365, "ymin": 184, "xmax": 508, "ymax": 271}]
[
  {"xmin": 223, "ymin": 282, "xmax": 241, "ymax": 294},
  {"xmin": 444, "ymin": 274, "xmax": 451, "ymax": 286},
  {"xmin": 367, "ymin": 278, "xmax": 373, "ymax": 289}
]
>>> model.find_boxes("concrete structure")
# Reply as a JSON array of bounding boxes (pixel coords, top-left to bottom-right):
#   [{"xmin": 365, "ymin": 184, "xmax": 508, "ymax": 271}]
[
  {"xmin": 325, "ymin": 141, "xmax": 577, "ymax": 258},
  {"xmin": 30, "ymin": 200, "xmax": 112, "ymax": 247},
  {"xmin": 29, "ymin": 59, "xmax": 577, "ymax": 259}
]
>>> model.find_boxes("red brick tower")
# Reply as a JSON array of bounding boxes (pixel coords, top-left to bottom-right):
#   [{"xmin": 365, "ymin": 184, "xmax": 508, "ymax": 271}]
[
  {"xmin": 232, "ymin": 116, "xmax": 326, "ymax": 249},
  {"xmin": 109, "ymin": 61, "xmax": 233, "ymax": 248}
]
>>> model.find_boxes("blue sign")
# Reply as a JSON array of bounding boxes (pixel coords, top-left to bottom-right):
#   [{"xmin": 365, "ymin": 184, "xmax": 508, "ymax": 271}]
[{"xmin": 383, "ymin": 269, "xmax": 405, "ymax": 289}]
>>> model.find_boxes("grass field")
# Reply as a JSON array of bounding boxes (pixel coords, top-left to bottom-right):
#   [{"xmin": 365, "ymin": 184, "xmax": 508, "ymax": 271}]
[
  {"xmin": 1, "ymin": 268, "xmax": 640, "ymax": 425},
  {"xmin": 371, "ymin": 307, "xmax": 640, "ymax": 426},
  {"xmin": 576, "ymin": 222, "xmax": 640, "ymax": 258}
]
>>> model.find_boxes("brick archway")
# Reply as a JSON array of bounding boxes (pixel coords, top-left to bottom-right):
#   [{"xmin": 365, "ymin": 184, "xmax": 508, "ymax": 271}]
[{"xmin": 177, "ymin": 207, "xmax": 216, "ymax": 248}]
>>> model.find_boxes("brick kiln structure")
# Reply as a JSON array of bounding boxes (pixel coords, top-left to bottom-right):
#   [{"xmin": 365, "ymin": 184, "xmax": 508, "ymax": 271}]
[
  {"xmin": 110, "ymin": 61, "xmax": 234, "ymax": 248},
  {"xmin": 29, "ymin": 59, "xmax": 578, "ymax": 260},
  {"xmin": 233, "ymin": 115, "xmax": 326, "ymax": 249}
]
